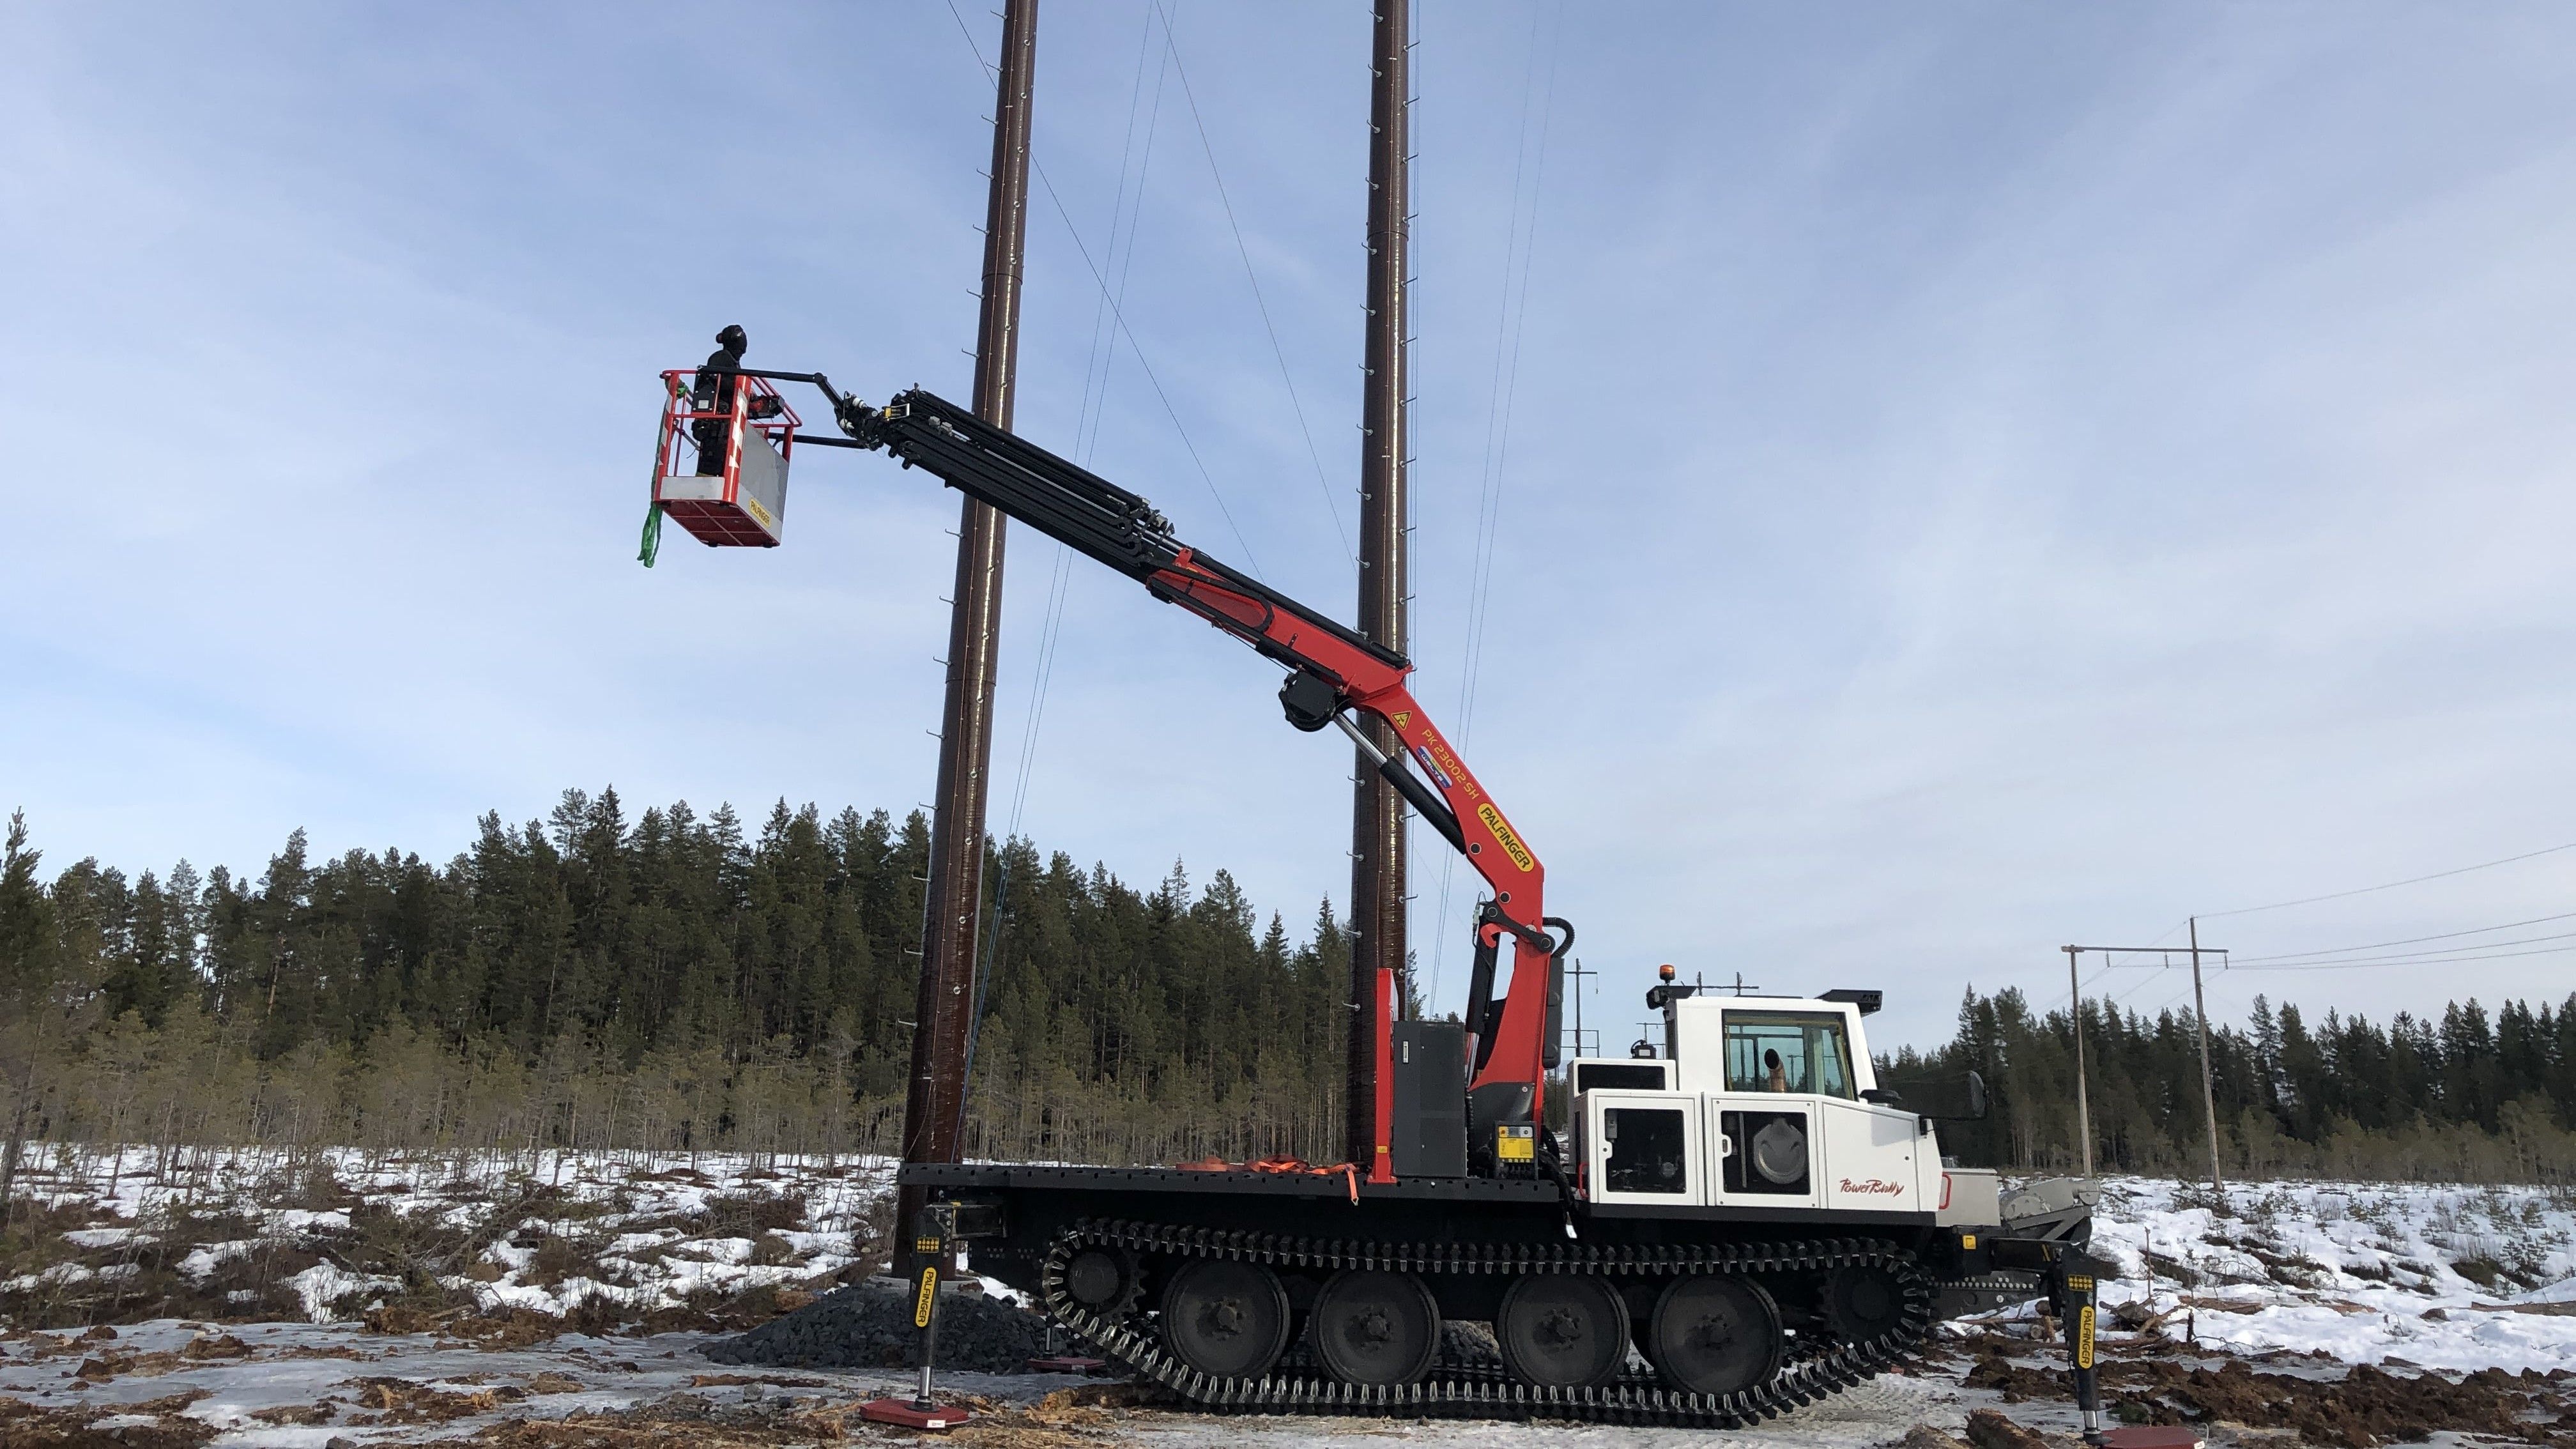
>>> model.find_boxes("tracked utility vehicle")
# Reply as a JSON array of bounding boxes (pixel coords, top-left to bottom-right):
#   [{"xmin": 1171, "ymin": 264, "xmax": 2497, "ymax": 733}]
[
  {"xmin": 912, "ymin": 981, "xmax": 2094, "ymax": 1423},
  {"xmin": 650, "ymin": 369, "xmax": 2109, "ymax": 1429}
]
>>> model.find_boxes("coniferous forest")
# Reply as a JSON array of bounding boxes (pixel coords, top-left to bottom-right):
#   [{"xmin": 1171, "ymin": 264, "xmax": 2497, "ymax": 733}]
[{"xmin": 3, "ymin": 791, "xmax": 2573, "ymax": 1186}]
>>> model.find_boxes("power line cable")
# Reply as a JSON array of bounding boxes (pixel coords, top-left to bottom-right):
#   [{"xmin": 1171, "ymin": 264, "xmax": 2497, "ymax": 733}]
[
  {"xmin": 944, "ymin": 0, "xmax": 1217, "ymax": 1133},
  {"xmin": 998, "ymin": 0, "xmax": 1171, "ymax": 869},
  {"xmin": 2197, "ymin": 841, "xmax": 2576, "ymax": 921},
  {"xmin": 1456, "ymin": 0, "xmax": 1561, "ymax": 745},
  {"xmin": 2232, "ymin": 939, "xmax": 2576, "ymax": 972},
  {"xmin": 1428, "ymin": 0, "xmax": 1560, "ymax": 1011},
  {"xmin": 994, "ymin": 0, "xmax": 1169, "ymax": 876},
  {"xmin": 2108, "ymin": 965, "xmax": 2176, "ymax": 1008},
  {"xmin": 2225, "ymin": 908, "xmax": 2576, "ymax": 965},
  {"xmin": 1074, "ymin": 3, "xmax": 1176, "ymax": 465},
  {"xmin": 943, "ymin": 0, "xmax": 1265, "ymax": 579},
  {"xmin": 1150, "ymin": 1, "xmax": 1352, "ymax": 564}
]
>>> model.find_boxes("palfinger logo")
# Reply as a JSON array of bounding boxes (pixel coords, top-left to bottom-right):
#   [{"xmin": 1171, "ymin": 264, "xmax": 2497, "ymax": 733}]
[{"xmin": 1476, "ymin": 804, "xmax": 1535, "ymax": 872}]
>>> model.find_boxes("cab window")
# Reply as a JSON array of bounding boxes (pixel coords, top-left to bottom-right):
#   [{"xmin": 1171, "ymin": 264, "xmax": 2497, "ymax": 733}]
[{"xmin": 1722, "ymin": 1011, "xmax": 1856, "ymax": 1099}]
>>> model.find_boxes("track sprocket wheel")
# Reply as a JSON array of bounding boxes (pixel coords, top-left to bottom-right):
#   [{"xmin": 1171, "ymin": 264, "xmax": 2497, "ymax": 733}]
[
  {"xmin": 1062, "ymin": 1243, "xmax": 1141, "ymax": 1321},
  {"xmin": 1820, "ymin": 1262, "xmax": 1906, "ymax": 1343}
]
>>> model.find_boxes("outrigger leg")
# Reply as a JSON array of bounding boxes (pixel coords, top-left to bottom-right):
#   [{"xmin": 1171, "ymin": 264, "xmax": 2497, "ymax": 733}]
[
  {"xmin": 2053, "ymin": 1248, "xmax": 2108, "ymax": 1446},
  {"xmin": 1990, "ymin": 1237, "xmax": 2117, "ymax": 1447},
  {"xmin": 859, "ymin": 1203, "xmax": 972, "ymax": 1431}
]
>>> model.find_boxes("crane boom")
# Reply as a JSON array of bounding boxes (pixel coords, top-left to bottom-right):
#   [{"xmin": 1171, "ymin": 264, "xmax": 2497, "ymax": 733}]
[{"xmin": 765, "ymin": 374, "xmax": 1570, "ymax": 1169}]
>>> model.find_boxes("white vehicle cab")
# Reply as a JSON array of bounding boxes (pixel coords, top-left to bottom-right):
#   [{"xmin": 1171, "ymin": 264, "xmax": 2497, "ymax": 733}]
[{"xmin": 1572, "ymin": 986, "xmax": 1940, "ymax": 1216}]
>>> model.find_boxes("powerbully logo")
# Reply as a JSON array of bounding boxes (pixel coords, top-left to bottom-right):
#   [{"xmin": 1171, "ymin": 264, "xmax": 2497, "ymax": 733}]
[{"xmin": 1839, "ymin": 1178, "xmax": 1907, "ymax": 1197}]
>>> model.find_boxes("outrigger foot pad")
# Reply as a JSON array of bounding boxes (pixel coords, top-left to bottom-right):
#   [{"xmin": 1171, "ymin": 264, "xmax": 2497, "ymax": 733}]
[{"xmin": 859, "ymin": 1398, "xmax": 970, "ymax": 1430}]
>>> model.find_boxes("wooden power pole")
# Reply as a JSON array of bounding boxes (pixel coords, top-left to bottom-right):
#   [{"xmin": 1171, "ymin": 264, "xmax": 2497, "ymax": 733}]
[
  {"xmin": 900, "ymin": 0, "xmax": 1038, "ymax": 1253},
  {"xmin": 2189, "ymin": 915, "xmax": 2223, "ymax": 1192},
  {"xmin": 1347, "ymin": 0, "xmax": 1411, "ymax": 1163},
  {"xmin": 2062, "ymin": 944, "xmax": 2092, "ymax": 1178}
]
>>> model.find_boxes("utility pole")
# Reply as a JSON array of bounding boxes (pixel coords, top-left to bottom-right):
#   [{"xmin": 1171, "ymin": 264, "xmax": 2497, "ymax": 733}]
[
  {"xmin": 1347, "ymin": 0, "xmax": 1411, "ymax": 1163},
  {"xmin": 1564, "ymin": 958, "xmax": 1594, "ymax": 1061},
  {"xmin": 2189, "ymin": 916, "xmax": 2223, "ymax": 1193},
  {"xmin": 2064, "ymin": 939, "xmax": 2226, "ymax": 1183},
  {"xmin": 2063, "ymin": 944, "xmax": 2093, "ymax": 1178},
  {"xmin": 900, "ymin": 0, "xmax": 1037, "ymax": 1259}
]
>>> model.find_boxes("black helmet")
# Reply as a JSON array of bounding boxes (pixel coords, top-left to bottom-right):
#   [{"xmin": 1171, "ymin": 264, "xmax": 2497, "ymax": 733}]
[{"xmin": 716, "ymin": 324, "xmax": 748, "ymax": 351}]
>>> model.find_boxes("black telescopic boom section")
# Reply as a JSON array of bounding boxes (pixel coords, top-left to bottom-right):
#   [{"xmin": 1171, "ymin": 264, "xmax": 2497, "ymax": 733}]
[
  {"xmin": 901, "ymin": 0, "xmax": 1036, "ymax": 1271},
  {"xmin": 1351, "ymin": 0, "xmax": 1413, "ymax": 1162},
  {"xmin": 863, "ymin": 390, "xmax": 1407, "ymax": 677}
]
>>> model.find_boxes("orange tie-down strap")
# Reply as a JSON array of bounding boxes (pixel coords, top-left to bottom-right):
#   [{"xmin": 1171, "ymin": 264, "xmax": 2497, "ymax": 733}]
[{"xmin": 1175, "ymin": 1156, "xmax": 1361, "ymax": 1204}]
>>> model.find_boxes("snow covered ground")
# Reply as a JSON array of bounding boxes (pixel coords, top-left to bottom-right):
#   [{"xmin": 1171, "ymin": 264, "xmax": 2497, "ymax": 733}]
[
  {"xmin": 3, "ymin": 1146, "xmax": 893, "ymax": 1325},
  {"xmin": 9, "ymin": 1151, "xmax": 2576, "ymax": 1445},
  {"xmin": 2076, "ymin": 1177, "xmax": 2576, "ymax": 1373}
]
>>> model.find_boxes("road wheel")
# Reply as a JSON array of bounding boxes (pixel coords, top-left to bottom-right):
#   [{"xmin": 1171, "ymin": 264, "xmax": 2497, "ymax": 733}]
[
  {"xmin": 1496, "ymin": 1274, "xmax": 1629, "ymax": 1388},
  {"xmin": 1159, "ymin": 1259, "xmax": 1291, "ymax": 1379},
  {"xmin": 1644, "ymin": 1275, "xmax": 1780, "ymax": 1396},
  {"xmin": 1821, "ymin": 1263, "xmax": 1906, "ymax": 1343},
  {"xmin": 1063, "ymin": 1245, "xmax": 1140, "ymax": 1320},
  {"xmin": 1310, "ymin": 1270, "xmax": 1440, "ymax": 1385}
]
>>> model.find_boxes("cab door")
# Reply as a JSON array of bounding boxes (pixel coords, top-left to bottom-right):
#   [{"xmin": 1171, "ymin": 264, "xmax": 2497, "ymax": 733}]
[
  {"xmin": 1581, "ymin": 1091, "xmax": 1703, "ymax": 1207},
  {"xmin": 1708, "ymin": 1096, "xmax": 1820, "ymax": 1209}
]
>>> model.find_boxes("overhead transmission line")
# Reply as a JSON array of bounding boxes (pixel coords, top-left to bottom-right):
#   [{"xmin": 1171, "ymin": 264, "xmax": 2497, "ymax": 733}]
[
  {"xmin": 1150, "ymin": 1, "xmax": 1352, "ymax": 564},
  {"xmin": 943, "ymin": 0, "xmax": 1223, "ymax": 1129},
  {"xmin": 1427, "ymin": 0, "xmax": 1561, "ymax": 1014},
  {"xmin": 2195, "ymin": 840, "xmax": 2576, "ymax": 921},
  {"xmin": 2231, "ymin": 939, "xmax": 2576, "ymax": 971},
  {"xmin": 2223, "ymin": 909, "xmax": 2576, "ymax": 965},
  {"xmin": 2101, "ymin": 837, "xmax": 2576, "ymax": 1004},
  {"xmin": 942, "ymin": 0, "xmax": 1265, "ymax": 579},
  {"xmin": 993, "ymin": 0, "xmax": 1174, "ymax": 898}
]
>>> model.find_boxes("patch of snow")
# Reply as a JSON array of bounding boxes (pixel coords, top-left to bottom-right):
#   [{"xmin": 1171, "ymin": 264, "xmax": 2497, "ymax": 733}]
[
  {"xmin": 178, "ymin": 1240, "xmax": 254, "ymax": 1278},
  {"xmin": 286, "ymin": 1261, "xmax": 400, "ymax": 1322},
  {"xmin": 2073, "ymin": 1177, "xmax": 2576, "ymax": 1373},
  {"xmin": 62, "ymin": 1226, "xmax": 148, "ymax": 1248}
]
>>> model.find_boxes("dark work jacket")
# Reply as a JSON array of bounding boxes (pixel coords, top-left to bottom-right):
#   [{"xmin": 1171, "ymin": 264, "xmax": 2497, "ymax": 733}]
[{"xmin": 692, "ymin": 344, "xmax": 746, "ymax": 414}]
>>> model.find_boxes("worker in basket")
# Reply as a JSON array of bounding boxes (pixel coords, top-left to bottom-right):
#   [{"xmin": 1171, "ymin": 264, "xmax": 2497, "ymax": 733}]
[{"xmin": 692, "ymin": 325, "xmax": 749, "ymax": 475}]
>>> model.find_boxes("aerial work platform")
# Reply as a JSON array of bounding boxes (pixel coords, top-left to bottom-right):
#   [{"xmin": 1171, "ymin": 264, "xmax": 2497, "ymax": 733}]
[{"xmin": 650, "ymin": 369, "xmax": 797, "ymax": 547}]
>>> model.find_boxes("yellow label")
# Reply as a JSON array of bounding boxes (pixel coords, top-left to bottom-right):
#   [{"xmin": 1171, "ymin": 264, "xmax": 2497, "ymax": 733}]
[
  {"xmin": 915, "ymin": 1236, "xmax": 942, "ymax": 1254},
  {"xmin": 914, "ymin": 1268, "xmax": 939, "ymax": 1329},
  {"xmin": 1392, "ymin": 711, "xmax": 1411, "ymax": 728},
  {"xmin": 1476, "ymin": 804, "xmax": 1535, "ymax": 872},
  {"xmin": 744, "ymin": 495, "xmax": 774, "ymax": 529},
  {"xmin": 2067, "ymin": 1275, "xmax": 2094, "ymax": 1292},
  {"xmin": 1960, "ymin": 1234, "xmax": 1977, "ymax": 1250},
  {"xmin": 2076, "ymin": 1305, "xmax": 2095, "ymax": 1368},
  {"xmin": 1498, "ymin": 1128, "xmax": 1535, "ymax": 1162}
]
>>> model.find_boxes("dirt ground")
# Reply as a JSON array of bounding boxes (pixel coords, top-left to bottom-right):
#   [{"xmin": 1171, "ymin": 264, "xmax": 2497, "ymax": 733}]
[{"xmin": 6, "ymin": 1313, "xmax": 2572, "ymax": 1449}]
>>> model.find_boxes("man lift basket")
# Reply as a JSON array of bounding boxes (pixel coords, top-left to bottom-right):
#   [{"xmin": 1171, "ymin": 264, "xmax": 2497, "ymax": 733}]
[{"xmin": 648, "ymin": 367, "xmax": 799, "ymax": 548}]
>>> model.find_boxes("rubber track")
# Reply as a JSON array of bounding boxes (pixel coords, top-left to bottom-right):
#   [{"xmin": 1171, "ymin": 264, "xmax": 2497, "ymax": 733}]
[{"xmin": 1038, "ymin": 1218, "xmax": 1936, "ymax": 1427}]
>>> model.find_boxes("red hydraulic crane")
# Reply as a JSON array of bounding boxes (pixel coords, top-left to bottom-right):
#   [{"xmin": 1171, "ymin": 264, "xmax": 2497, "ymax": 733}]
[{"xmin": 652, "ymin": 371, "xmax": 1572, "ymax": 1179}]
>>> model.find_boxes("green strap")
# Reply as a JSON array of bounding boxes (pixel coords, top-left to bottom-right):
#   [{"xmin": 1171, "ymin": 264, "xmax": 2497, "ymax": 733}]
[{"xmin": 637, "ymin": 502, "xmax": 663, "ymax": 567}]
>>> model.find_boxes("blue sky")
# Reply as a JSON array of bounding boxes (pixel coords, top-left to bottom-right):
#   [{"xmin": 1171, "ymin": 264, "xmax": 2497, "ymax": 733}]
[{"xmin": 8, "ymin": 3, "xmax": 2576, "ymax": 1052}]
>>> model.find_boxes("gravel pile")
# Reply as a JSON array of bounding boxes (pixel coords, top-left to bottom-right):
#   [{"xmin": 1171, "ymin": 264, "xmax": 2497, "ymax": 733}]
[{"xmin": 705, "ymin": 1280, "xmax": 1050, "ymax": 1374}]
